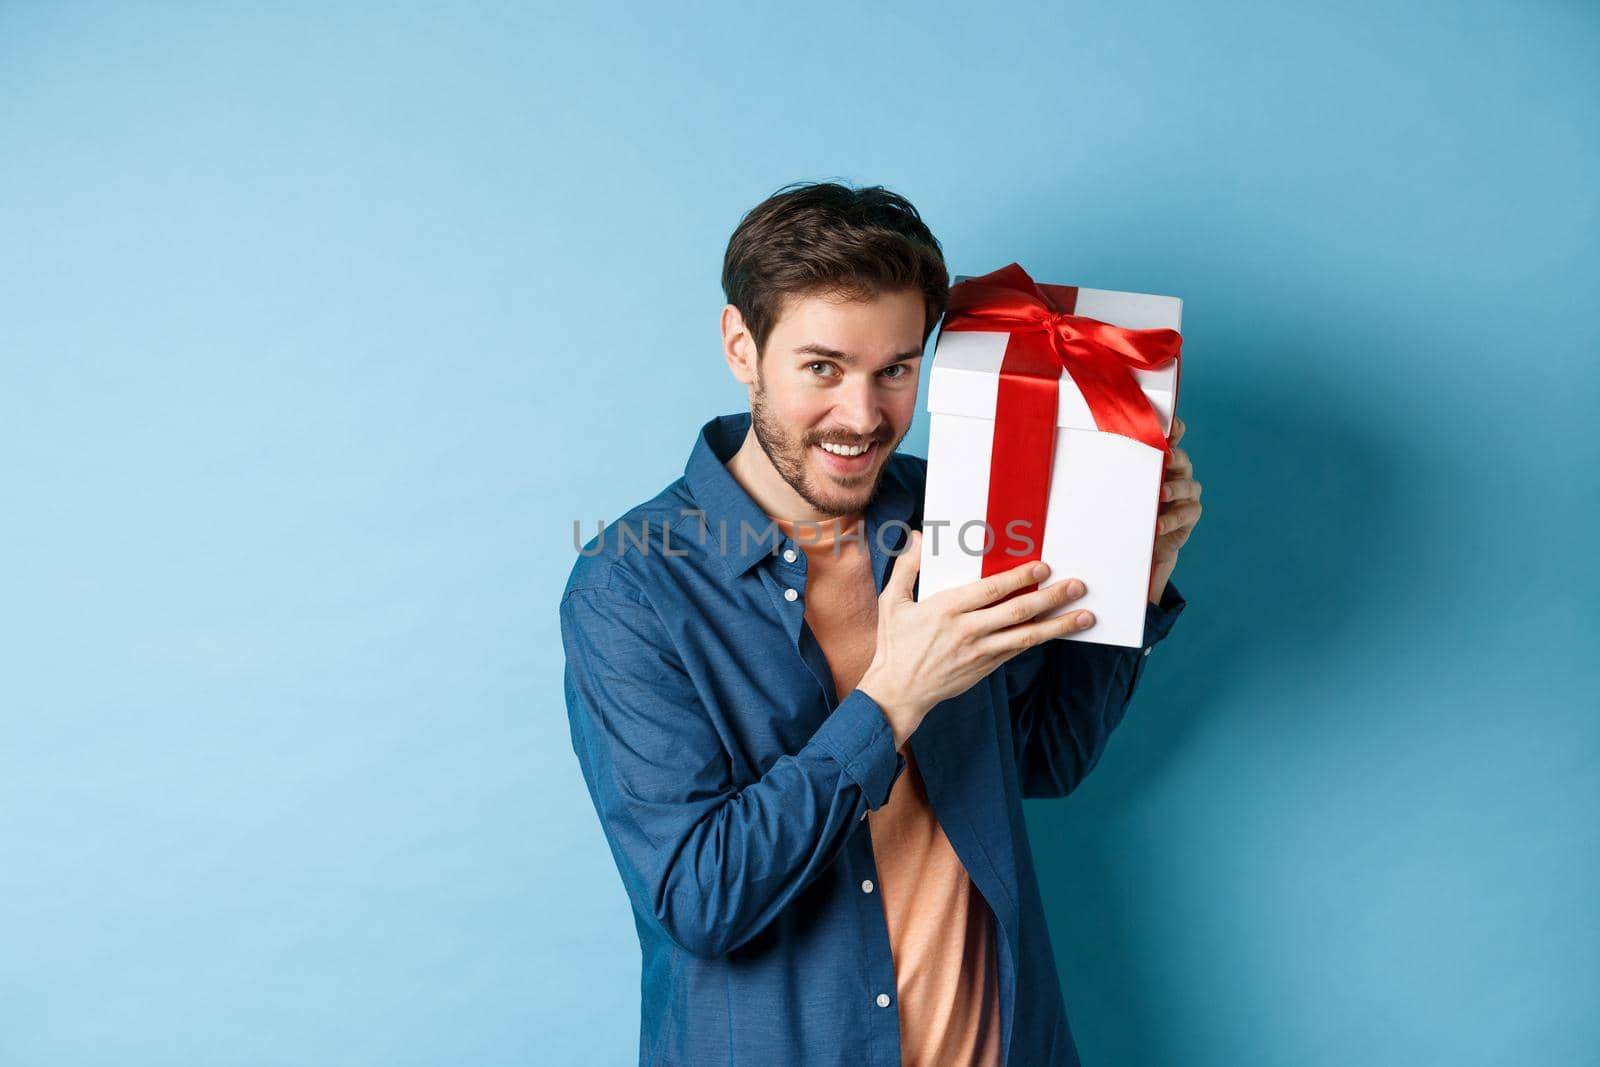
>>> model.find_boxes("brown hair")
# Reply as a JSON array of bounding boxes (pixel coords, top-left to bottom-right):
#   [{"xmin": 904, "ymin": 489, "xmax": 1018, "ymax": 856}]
[{"xmin": 721, "ymin": 180, "xmax": 950, "ymax": 357}]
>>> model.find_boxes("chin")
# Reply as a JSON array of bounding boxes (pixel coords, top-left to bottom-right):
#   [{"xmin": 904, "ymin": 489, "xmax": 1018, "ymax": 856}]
[{"xmin": 809, "ymin": 465, "xmax": 880, "ymax": 509}]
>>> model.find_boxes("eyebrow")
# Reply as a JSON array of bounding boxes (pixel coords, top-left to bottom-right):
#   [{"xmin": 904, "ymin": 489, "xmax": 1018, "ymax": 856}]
[{"xmin": 794, "ymin": 343, "xmax": 924, "ymax": 365}]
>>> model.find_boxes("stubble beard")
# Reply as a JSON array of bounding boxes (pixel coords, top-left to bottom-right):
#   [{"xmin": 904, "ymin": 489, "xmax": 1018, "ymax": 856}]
[{"xmin": 749, "ymin": 370, "xmax": 900, "ymax": 519}]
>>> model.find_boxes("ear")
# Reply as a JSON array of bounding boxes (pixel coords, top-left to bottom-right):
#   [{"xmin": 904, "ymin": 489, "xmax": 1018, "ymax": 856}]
[{"xmin": 720, "ymin": 304, "xmax": 759, "ymax": 386}]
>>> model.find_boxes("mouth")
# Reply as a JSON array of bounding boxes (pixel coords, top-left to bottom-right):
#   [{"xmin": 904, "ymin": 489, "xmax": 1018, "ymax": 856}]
[{"xmin": 812, "ymin": 439, "xmax": 879, "ymax": 476}]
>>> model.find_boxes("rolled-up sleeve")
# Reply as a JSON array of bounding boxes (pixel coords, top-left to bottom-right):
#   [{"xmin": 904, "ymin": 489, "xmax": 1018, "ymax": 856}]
[
  {"xmin": 560, "ymin": 572, "xmax": 905, "ymax": 959},
  {"xmin": 1003, "ymin": 580, "xmax": 1188, "ymax": 798}
]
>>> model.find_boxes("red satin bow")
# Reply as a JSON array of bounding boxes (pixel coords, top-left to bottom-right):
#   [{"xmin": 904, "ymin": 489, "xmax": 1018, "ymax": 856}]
[{"xmin": 937, "ymin": 262, "xmax": 1183, "ymax": 586}]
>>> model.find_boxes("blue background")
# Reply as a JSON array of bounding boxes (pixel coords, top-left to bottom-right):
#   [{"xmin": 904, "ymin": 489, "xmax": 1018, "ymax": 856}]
[{"xmin": 2, "ymin": 2, "xmax": 1595, "ymax": 1064}]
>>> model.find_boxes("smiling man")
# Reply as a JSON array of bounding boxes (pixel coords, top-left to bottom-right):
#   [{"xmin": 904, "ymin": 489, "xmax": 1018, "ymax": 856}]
[
  {"xmin": 560, "ymin": 181, "xmax": 1201, "ymax": 1066},
  {"xmin": 725, "ymin": 282, "xmax": 924, "ymax": 520}
]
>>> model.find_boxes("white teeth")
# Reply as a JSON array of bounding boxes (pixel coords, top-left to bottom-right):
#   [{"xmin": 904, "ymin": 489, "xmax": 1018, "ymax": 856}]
[{"xmin": 819, "ymin": 442, "xmax": 870, "ymax": 457}]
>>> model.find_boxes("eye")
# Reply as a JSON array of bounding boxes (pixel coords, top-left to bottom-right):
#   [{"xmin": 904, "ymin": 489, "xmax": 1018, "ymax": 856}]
[
  {"xmin": 880, "ymin": 364, "xmax": 909, "ymax": 380},
  {"xmin": 806, "ymin": 361, "xmax": 836, "ymax": 377}
]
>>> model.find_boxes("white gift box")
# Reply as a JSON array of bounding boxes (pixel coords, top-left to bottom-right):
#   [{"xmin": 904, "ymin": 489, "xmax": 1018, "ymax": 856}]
[{"xmin": 918, "ymin": 274, "xmax": 1182, "ymax": 648}]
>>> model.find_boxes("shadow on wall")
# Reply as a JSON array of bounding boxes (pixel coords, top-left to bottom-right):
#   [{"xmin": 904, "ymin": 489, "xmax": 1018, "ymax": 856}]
[{"xmin": 1022, "ymin": 359, "xmax": 1410, "ymax": 1064}]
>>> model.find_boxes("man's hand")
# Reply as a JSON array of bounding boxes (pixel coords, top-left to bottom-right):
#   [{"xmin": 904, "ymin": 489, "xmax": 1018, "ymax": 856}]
[
  {"xmin": 1150, "ymin": 414, "xmax": 1202, "ymax": 603},
  {"xmin": 858, "ymin": 529, "xmax": 1092, "ymax": 750}
]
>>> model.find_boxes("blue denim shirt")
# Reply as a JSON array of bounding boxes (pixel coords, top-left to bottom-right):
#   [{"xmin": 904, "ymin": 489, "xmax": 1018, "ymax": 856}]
[{"xmin": 560, "ymin": 411, "xmax": 1186, "ymax": 1066}]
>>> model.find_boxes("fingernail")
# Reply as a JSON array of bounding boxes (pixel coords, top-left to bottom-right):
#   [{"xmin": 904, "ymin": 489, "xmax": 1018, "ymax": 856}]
[
  {"xmin": 1078, "ymin": 611, "xmax": 1095, "ymax": 628},
  {"xmin": 1031, "ymin": 562, "xmax": 1048, "ymax": 579},
  {"xmin": 1067, "ymin": 580, "xmax": 1085, "ymax": 597}
]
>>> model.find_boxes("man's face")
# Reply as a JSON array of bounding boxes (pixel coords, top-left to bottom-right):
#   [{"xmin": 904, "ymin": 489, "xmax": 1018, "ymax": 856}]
[{"xmin": 739, "ymin": 287, "xmax": 926, "ymax": 517}]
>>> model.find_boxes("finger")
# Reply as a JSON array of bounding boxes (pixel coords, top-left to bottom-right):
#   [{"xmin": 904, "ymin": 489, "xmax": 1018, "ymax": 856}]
[
  {"xmin": 1155, "ymin": 523, "xmax": 1193, "ymax": 553},
  {"xmin": 965, "ymin": 575, "xmax": 1087, "ymax": 637},
  {"xmin": 883, "ymin": 529, "xmax": 922, "ymax": 601},
  {"xmin": 1158, "ymin": 477, "xmax": 1202, "ymax": 503},
  {"xmin": 1168, "ymin": 415, "xmax": 1185, "ymax": 447},
  {"xmin": 1163, "ymin": 446, "xmax": 1192, "ymax": 478},
  {"xmin": 1156, "ymin": 501, "xmax": 1202, "ymax": 536},
  {"xmin": 940, "ymin": 553, "xmax": 1050, "ymax": 614},
  {"xmin": 977, "ymin": 603, "xmax": 1095, "ymax": 659}
]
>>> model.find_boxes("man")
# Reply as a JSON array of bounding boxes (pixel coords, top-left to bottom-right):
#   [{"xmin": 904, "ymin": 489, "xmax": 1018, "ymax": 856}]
[{"xmin": 560, "ymin": 181, "xmax": 1203, "ymax": 1066}]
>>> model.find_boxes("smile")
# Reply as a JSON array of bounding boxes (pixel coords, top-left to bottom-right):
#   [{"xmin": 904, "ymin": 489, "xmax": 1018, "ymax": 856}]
[{"xmin": 813, "ymin": 440, "xmax": 877, "ymax": 473}]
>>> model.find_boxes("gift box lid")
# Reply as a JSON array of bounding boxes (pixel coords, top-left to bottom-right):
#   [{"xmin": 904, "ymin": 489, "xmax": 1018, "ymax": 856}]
[{"xmin": 927, "ymin": 275, "xmax": 1182, "ymax": 438}]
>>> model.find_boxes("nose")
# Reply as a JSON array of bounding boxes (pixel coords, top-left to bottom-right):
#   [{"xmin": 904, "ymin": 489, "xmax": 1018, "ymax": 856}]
[{"xmin": 833, "ymin": 377, "xmax": 883, "ymax": 439}]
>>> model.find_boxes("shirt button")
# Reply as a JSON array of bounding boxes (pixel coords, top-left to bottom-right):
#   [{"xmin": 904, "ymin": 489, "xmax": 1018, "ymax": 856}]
[
  {"xmin": 876, "ymin": 993, "xmax": 891, "ymax": 1008},
  {"xmin": 861, "ymin": 879, "xmax": 874, "ymax": 894},
  {"xmin": 784, "ymin": 587, "xmax": 799, "ymax": 602},
  {"xmin": 859, "ymin": 809, "xmax": 869, "ymax": 822},
  {"xmin": 783, "ymin": 548, "xmax": 798, "ymax": 562},
  {"xmin": 1143, "ymin": 646, "xmax": 1152, "ymax": 657}
]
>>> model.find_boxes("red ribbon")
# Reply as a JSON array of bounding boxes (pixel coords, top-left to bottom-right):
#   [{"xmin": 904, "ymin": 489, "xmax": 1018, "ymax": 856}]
[{"xmin": 938, "ymin": 262, "xmax": 1183, "ymax": 593}]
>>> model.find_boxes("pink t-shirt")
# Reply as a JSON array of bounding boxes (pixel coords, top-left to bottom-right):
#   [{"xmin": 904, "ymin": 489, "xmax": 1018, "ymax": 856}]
[{"xmin": 773, "ymin": 512, "xmax": 1003, "ymax": 1067}]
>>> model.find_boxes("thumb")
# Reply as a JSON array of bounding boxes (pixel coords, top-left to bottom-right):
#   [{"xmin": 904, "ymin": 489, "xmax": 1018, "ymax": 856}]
[{"xmin": 884, "ymin": 528, "xmax": 922, "ymax": 602}]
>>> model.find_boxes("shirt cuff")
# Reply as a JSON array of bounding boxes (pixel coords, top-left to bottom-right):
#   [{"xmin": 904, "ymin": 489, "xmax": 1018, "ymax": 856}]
[
  {"xmin": 1141, "ymin": 578, "xmax": 1188, "ymax": 649},
  {"xmin": 810, "ymin": 688, "xmax": 907, "ymax": 811}
]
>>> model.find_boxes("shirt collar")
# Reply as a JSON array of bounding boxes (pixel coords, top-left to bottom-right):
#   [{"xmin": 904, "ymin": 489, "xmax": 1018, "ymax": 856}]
[{"xmin": 683, "ymin": 411, "xmax": 917, "ymax": 583}]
